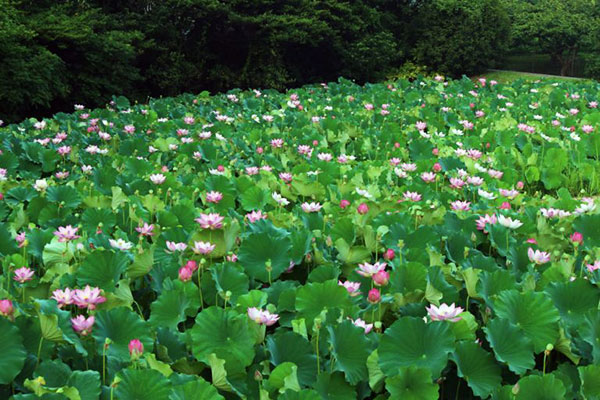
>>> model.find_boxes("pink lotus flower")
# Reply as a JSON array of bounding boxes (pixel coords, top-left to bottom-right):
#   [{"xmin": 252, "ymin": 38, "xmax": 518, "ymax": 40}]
[
  {"xmin": 57, "ymin": 146, "xmax": 71, "ymax": 156},
  {"xmin": 52, "ymin": 288, "xmax": 74, "ymax": 307},
  {"xmin": 338, "ymin": 280, "xmax": 361, "ymax": 296},
  {"xmin": 135, "ymin": 223, "xmax": 155, "ymax": 237},
  {"xmin": 301, "ymin": 202, "xmax": 322, "ymax": 213},
  {"xmin": 14, "ymin": 267, "xmax": 34, "ymax": 283},
  {"xmin": 179, "ymin": 266, "xmax": 193, "ymax": 282},
  {"xmin": 0, "ymin": 299, "xmax": 14, "ymax": 318},
  {"xmin": 451, "ymin": 201, "xmax": 471, "ymax": 211},
  {"xmin": 527, "ymin": 248, "xmax": 550, "ymax": 265},
  {"xmin": 129, "ymin": 339, "xmax": 144, "ymax": 359},
  {"xmin": 271, "ymin": 139, "xmax": 284, "ymax": 148},
  {"xmin": 497, "ymin": 215, "xmax": 523, "ymax": 229},
  {"xmin": 166, "ymin": 241, "xmax": 187, "ymax": 252},
  {"xmin": 402, "ymin": 191, "xmax": 422, "ymax": 202},
  {"xmin": 373, "ymin": 270, "xmax": 390, "ymax": 286},
  {"xmin": 526, "ymin": 238, "xmax": 538, "ymax": 244},
  {"xmin": 196, "ymin": 213, "xmax": 224, "ymax": 229},
  {"xmin": 357, "ymin": 203, "xmax": 369, "ymax": 215},
  {"xmin": 582, "ymin": 125, "xmax": 594, "ymax": 134},
  {"xmin": 421, "ymin": 172, "xmax": 436, "ymax": 183},
  {"xmin": 109, "ymin": 238, "xmax": 133, "ymax": 251},
  {"xmin": 586, "ymin": 260, "xmax": 600, "ymax": 272},
  {"xmin": 247, "ymin": 307, "xmax": 279, "ymax": 326},
  {"xmin": 339, "ymin": 199, "xmax": 350, "ymax": 209},
  {"xmin": 357, "ymin": 262, "xmax": 387, "ymax": 277},
  {"xmin": 191, "ymin": 241, "xmax": 215, "ymax": 255},
  {"xmin": 449, "ymin": 177, "xmax": 466, "ymax": 189},
  {"xmin": 415, "ymin": 121, "xmax": 427, "ymax": 131},
  {"xmin": 71, "ymin": 315, "xmax": 95, "ymax": 336},
  {"xmin": 426, "ymin": 303, "xmax": 463, "ymax": 322},
  {"xmin": 54, "ymin": 225, "xmax": 80, "ymax": 242},
  {"xmin": 16, "ymin": 232, "xmax": 26, "ymax": 248},
  {"xmin": 279, "ymin": 172, "xmax": 293, "ymax": 183},
  {"xmin": 124, "ymin": 125, "xmax": 135, "ymax": 134},
  {"xmin": 350, "ymin": 318, "xmax": 373, "ymax": 333},
  {"xmin": 367, "ymin": 288, "xmax": 381, "ymax": 304},
  {"xmin": 570, "ymin": 232, "xmax": 583, "ymax": 244},
  {"xmin": 246, "ymin": 210, "xmax": 267, "ymax": 223},
  {"xmin": 72, "ymin": 286, "xmax": 106, "ymax": 310},
  {"xmin": 500, "ymin": 202, "xmax": 511, "ymax": 210},
  {"xmin": 476, "ymin": 214, "xmax": 497, "ymax": 232},
  {"xmin": 206, "ymin": 191, "xmax": 223, "ymax": 203},
  {"xmin": 55, "ymin": 171, "xmax": 70, "ymax": 180},
  {"xmin": 149, "ymin": 174, "xmax": 166, "ymax": 184}
]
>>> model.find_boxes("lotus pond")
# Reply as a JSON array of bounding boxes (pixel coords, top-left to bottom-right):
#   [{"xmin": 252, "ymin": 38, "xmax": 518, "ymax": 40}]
[{"xmin": 1, "ymin": 76, "xmax": 600, "ymax": 399}]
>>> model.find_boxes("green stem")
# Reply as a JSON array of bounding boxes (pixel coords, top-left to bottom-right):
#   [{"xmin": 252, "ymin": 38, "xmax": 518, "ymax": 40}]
[
  {"xmin": 543, "ymin": 352, "xmax": 547, "ymax": 375},
  {"xmin": 36, "ymin": 337, "xmax": 44, "ymax": 369},
  {"xmin": 455, "ymin": 379, "xmax": 461, "ymax": 400},
  {"xmin": 315, "ymin": 330, "xmax": 320, "ymax": 375},
  {"xmin": 103, "ymin": 344, "xmax": 107, "ymax": 386},
  {"xmin": 198, "ymin": 268, "xmax": 204, "ymax": 309}
]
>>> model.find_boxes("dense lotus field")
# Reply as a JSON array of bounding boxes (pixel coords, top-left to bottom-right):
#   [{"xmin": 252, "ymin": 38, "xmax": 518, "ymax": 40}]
[{"xmin": 1, "ymin": 76, "xmax": 600, "ymax": 400}]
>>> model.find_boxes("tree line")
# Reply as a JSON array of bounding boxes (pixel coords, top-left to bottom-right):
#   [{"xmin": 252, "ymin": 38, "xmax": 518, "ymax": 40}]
[{"xmin": 0, "ymin": 0, "xmax": 597, "ymax": 123}]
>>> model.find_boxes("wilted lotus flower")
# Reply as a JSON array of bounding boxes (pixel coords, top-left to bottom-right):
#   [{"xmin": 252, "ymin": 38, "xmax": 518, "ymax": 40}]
[
  {"xmin": 247, "ymin": 307, "xmax": 279, "ymax": 326},
  {"xmin": 350, "ymin": 318, "xmax": 373, "ymax": 333},
  {"xmin": 196, "ymin": 213, "xmax": 224, "ymax": 229},
  {"xmin": 54, "ymin": 225, "xmax": 80, "ymax": 242},
  {"xmin": 527, "ymin": 248, "xmax": 550, "ymax": 265},
  {"xmin": 109, "ymin": 238, "xmax": 134, "ymax": 251},
  {"xmin": 71, "ymin": 315, "xmax": 95, "ymax": 336},
  {"xmin": 191, "ymin": 241, "xmax": 215, "ymax": 255},
  {"xmin": 72, "ymin": 286, "xmax": 106, "ymax": 310},
  {"xmin": 356, "ymin": 262, "xmax": 387, "ymax": 277},
  {"xmin": 301, "ymin": 202, "xmax": 322, "ymax": 213},
  {"xmin": 426, "ymin": 303, "xmax": 464, "ymax": 322},
  {"xmin": 14, "ymin": 267, "xmax": 34, "ymax": 283},
  {"xmin": 497, "ymin": 215, "xmax": 523, "ymax": 229},
  {"xmin": 149, "ymin": 173, "xmax": 166, "ymax": 184},
  {"xmin": 338, "ymin": 280, "xmax": 361, "ymax": 296},
  {"xmin": 166, "ymin": 241, "xmax": 187, "ymax": 252}
]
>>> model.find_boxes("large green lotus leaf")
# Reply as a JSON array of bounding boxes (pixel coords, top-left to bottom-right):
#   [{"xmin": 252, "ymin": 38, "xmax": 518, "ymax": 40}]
[
  {"xmin": 239, "ymin": 186, "xmax": 269, "ymax": 211},
  {"xmin": 211, "ymin": 262, "xmax": 249, "ymax": 303},
  {"xmin": 278, "ymin": 389, "xmax": 321, "ymax": 400},
  {"xmin": 264, "ymin": 362, "xmax": 301, "ymax": 394},
  {"xmin": 378, "ymin": 317, "xmax": 455, "ymax": 379},
  {"xmin": 295, "ymin": 280, "xmax": 353, "ymax": 330},
  {"xmin": 493, "ymin": 290, "xmax": 560, "ymax": 353},
  {"xmin": 385, "ymin": 366, "xmax": 439, "ymax": 400},
  {"xmin": 27, "ymin": 229, "xmax": 55, "ymax": 260},
  {"xmin": 484, "ymin": 318, "xmax": 535, "ymax": 375},
  {"xmin": 190, "ymin": 307, "xmax": 255, "ymax": 372},
  {"xmin": 546, "ymin": 279, "xmax": 600, "ymax": 327},
  {"xmin": 0, "ymin": 318, "xmax": 27, "ymax": 384},
  {"xmin": 76, "ymin": 249, "xmax": 129, "ymax": 291},
  {"xmin": 581, "ymin": 310, "xmax": 600, "ymax": 363},
  {"xmin": 314, "ymin": 372, "xmax": 356, "ymax": 400},
  {"xmin": 238, "ymin": 231, "xmax": 292, "ymax": 282},
  {"xmin": 128, "ymin": 250, "xmax": 154, "ymax": 279},
  {"xmin": 266, "ymin": 331, "xmax": 318, "ymax": 386},
  {"xmin": 478, "ymin": 270, "xmax": 517, "ymax": 305},
  {"xmin": 579, "ymin": 364, "xmax": 600, "ymax": 400},
  {"xmin": 115, "ymin": 369, "xmax": 171, "ymax": 400},
  {"xmin": 169, "ymin": 379, "xmax": 224, "ymax": 400},
  {"xmin": 515, "ymin": 374, "xmax": 566, "ymax": 400},
  {"xmin": 46, "ymin": 185, "xmax": 82, "ymax": 209},
  {"xmin": 327, "ymin": 320, "xmax": 370, "ymax": 385},
  {"xmin": 389, "ymin": 261, "xmax": 428, "ymax": 303},
  {"xmin": 330, "ymin": 217, "xmax": 356, "ymax": 245},
  {"xmin": 573, "ymin": 214, "xmax": 600, "ymax": 250},
  {"xmin": 334, "ymin": 238, "xmax": 371, "ymax": 265},
  {"xmin": 81, "ymin": 208, "xmax": 117, "ymax": 234},
  {"xmin": 290, "ymin": 230, "xmax": 312, "ymax": 264},
  {"xmin": 5, "ymin": 186, "xmax": 37, "ymax": 206},
  {"xmin": 149, "ymin": 280, "xmax": 200, "ymax": 330},
  {"xmin": 34, "ymin": 359, "xmax": 71, "ymax": 387},
  {"xmin": 67, "ymin": 370, "xmax": 101, "ymax": 400},
  {"xmin": 36, "ymin": 299, "xmax": 87, "ymax": 356},
  {"xmin": 452, "ymin": 341, "xmax": 502, "ymax": 398},
  {"xmin": 92, "ymin": 307, "xmax": 153, "ymax": 360},
  {"xmin": 0, "ymin": 222, "xmax": 19, "ymax": 256}
]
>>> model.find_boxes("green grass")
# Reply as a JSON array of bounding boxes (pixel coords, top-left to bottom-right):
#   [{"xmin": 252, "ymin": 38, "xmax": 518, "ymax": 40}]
[{"xmin": 473, "ymin": 69, "xmax": 593, "ymax": 84}]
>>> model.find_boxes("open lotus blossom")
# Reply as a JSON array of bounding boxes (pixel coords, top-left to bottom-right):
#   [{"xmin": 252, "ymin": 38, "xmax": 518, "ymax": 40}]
[
  {"xmin": 196, "ymin": 213, "xmax": 224, "ymax": 229},
  {"xmin": 540, "ymin": 208, "xmax": 571, "ymax": 219},
  {"xmin": 71, "ymin": 315, "xmax": 95, "ymax": 336},
  {"xmin": 587, "ymin": 260, "xmax": 600, "ymax": 273},
  {"xmin": 72, "ymin": 286, "xmax": 106, "ymax": 310},
  {"xmin": 206, "ymin": 191, "xmax": 223, "ymax": 203},
  {"xmin": 356, "ymin": 262, "xmax": 387, "ymax": 277},
  {"xmin": 478, "ymin": 189, "xmax": 496, "ymax": 200},
  {"xmin": 33, "ymin": 179, "xmax": 49, "ymax": 192},
  {"xmin": 350, "ymin": 318, "xmax": 373, "ymax": 333},
  {"xmin": 16, "ymin": 232, "xmax": 26, "ymax": 247},
  {"xmin": 279, "ymin": 172, "xmax": 293, "ymax": 182},
  {"xmin": 338, "ymin": 280, "xmax": 361, "ymax": 296},
  {"xmin": 497, "ymin": 215, "xmax": 523, "ymax": 229},
  {"xmin": 54, "ymin": 225, "xmax": 80, "ymax": 242},
  {"xmin": 52, "ymin": 288, "xmax": 74, "ymax": 307},
  {"xmin": 301, "ymin": 202, "xmax": 322, "ymax": 213},
  {"xmin": 527, "ymin": 248, "xmax": 550, "ymax": 265},
  {"xmin": 451, "ymin": 200, "xmax": 471, "ymax": 211},
  {"xmin": 476, "ymin": 214, "xmax": 497, "ymax": 232},
  {"xmin": 272, "ymin": 192, "xmax": 290, "ymax": 206},
  {"xmin": 135, "ymin": 223, "xmax": 155, "ymax": 237},
  {"xmin": 415, "ymin": 121, "xmax": 427, "ymax": 131},
  {"xmin": 247, "ymin": 307, "xmax": 280, "ymax": 326},
  {"xmin": 191, "ymin": 241, "xmax": 215, "ymax": 255},
  {"xmin": 0, "ymin": 299, "xmax": 14, "ymax": 318},
  {"xmin": 14, "ymin": 267, "xmax": 34, "ymax": 283},
  {"xmin": 421, "ymin": 172, "xmax": 436, "ymax": 183},
  {"xmin": 246, "ymin": 210, "xmax": 267, "ymax": 223},
  {"xmin": 426, "ymin": 303, "xmax": 464, "ymax": 322},
  {"xmin": 166, "ymin": 241, "xmax": 188, "ymax": 252},
  {"xmin": 402, "ymin": 191, "xmax": 421, "ymax": 202},
  {"xmin": 149, "ymin": 173, "xmax": 166, "ymax": 184},
  {"xmin": 499, "ymin": 189, "xmax": 519, "ymax": 199},
  {"xmin": 109, "ymin": 238, "xmax": 134, "ymax": 251},
  {"xmin": 574, "ymin": 198, "xmax": 596, "ymax": 214}
]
